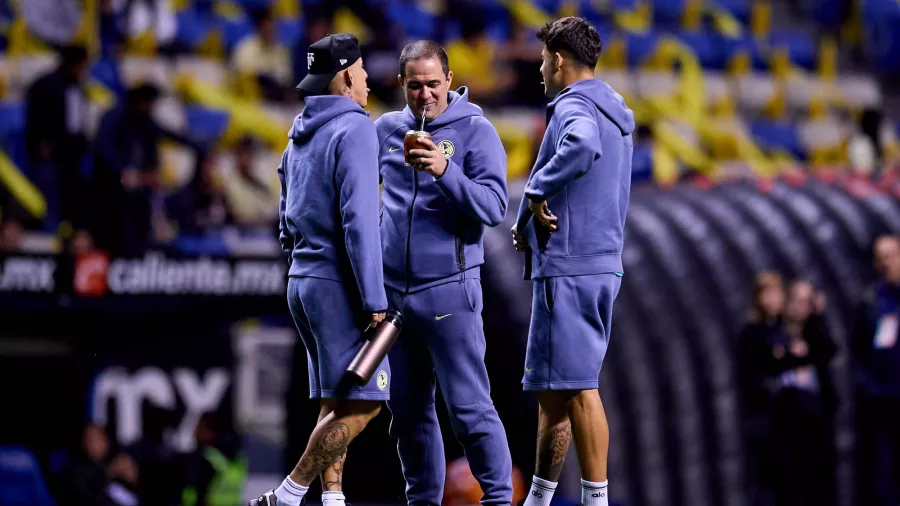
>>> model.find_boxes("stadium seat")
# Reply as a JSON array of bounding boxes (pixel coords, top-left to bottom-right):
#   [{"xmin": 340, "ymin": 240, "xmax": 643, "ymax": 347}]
[
  {"xmin": 221, "ymin": 14, "xmax": 255, "ymax": 52},
  {"xmin": 121, "ymin": 56, "xmax": 174, "ymax": 91},
  {"xmin": 635, "ymin": 70, "xmax": 678, "ymax": 99},
  {"xmin": 0, "ymin": 100, "xmax": 26, "ymax": 170},
  {"xmin": 184, "ymin": 106, "xmax": 230, "ymax": 144},
  {"xmin": 704, "ymin": 71, "xmax": 731, "ymax": 106},
  {"xmin": 626, "ymin": 31, "xmax": 660, "ymax": 66},
  {"xmin": 386, "ymin": 1, "xmax": 435, "ymax": 41},
  {"xmin": 0, "ymin": 446, "xmax": 56, "ymax": 506},
  {"xmin": 750, "ymin": 120, "xmax": 804, "ymax": 159},
  {"xmin": 837, "ymin": 74, "xmax": 882, "ymax": 110},
  {"xmin": 677, "ymin": 30, "xmax": 721, "ymax": 69},
  {"xmin": 651, "ymin": 0, "xmax": 687, "ymax": 28},
  {"xmin": 276, "ymin": 19, "xmax": 302, "ymax": 47},
  {"xmin": 11, "ymin": 55, "xmax": 57, "ymax": 98},
  {"xmin": 153, "ymin": 96, "xmax": 188, "ymax": 132},
  {"xmin": 735, "ymin": 72, "xmax": 776, "ymax": 112},
  {"xmin": 174, "ymin": 56, "xmax": 227, "ymax": 87},
  {"xmin": 769, "ymin": 30, "xmax": 818, "ymax": 70},
  {"xmin": 711, "ymin": 0, "xmax": 750, "ymax": 22}
]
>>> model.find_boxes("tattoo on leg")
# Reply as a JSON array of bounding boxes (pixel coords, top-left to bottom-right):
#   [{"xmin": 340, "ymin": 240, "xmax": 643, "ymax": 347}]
[
  {"xmin": 536, "ymin": 423, "xmax": 572, "ymax": 481},
  {"xmin": 322, "ymin": 452, "xmax": 346, "ymax": 491},
  {"xmin": 294, "ymin": 422, "xmax": 351, "ymax": 483}
]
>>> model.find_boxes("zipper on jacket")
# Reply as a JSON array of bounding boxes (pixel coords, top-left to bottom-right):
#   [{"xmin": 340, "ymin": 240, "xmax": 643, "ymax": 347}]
[
  {"xmin": 404, "ymin": 170, "xmax": 418, "ymax": 294},
  {"xmin": 455, "ymin": 222, "xmax": 465, "ymax": 270}
]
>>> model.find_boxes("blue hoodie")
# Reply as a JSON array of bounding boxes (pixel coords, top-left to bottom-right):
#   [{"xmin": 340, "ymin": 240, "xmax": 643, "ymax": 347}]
[
  {"xmin": 376, "ymin": 87, "xmax": 509, "ymax": 293},
  {"xmin": 515, "ymin": 78, "xmax": 635, "ymax": 280},
  {"xmin": 278, "ymin": 95, "xmax": 388, "ymax": 313}
]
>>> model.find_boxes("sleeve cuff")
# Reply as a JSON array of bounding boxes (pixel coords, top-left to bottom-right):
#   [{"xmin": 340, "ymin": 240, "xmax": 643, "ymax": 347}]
[{"xmin": 434, "ymin": 159, "xmax": 464, "ymax": 194}]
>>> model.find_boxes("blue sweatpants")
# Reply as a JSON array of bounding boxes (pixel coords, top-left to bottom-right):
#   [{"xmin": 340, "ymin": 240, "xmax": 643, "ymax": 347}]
[
  {"xmin": 288, "ymin": 276, "xmax": 391, "ymax": 401},
  {"xmin": 386, "ymin": 276, "xmax": 513, "ymax": 506},
  {"xmin": 523, "ymin": 274, "xmax": 622, "ymax": 391}
]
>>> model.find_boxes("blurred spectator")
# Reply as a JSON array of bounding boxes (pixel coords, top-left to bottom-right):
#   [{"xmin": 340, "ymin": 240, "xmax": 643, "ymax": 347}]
[
  {"xmin": 737, "ymin": 271, "xmax": 785, "ymax": 506},
  {"xmin": 126, "ymin": 405, "xmax": 180, "ymax": 506},
  {"xmin": 232, "ymin": 8, "xmax": 293, "ymax": 102},
  {"xmin": 444, "ymin": 17, "xmax": 514, "ymax": 106},
  {"xmin": 847, "ymin": 109, "xmax": 884, "ymax": 177},
  {"xmin": 499, "ymin": 21, "xmax": 544, "ymax": 107},
  {"xmin": 59, "ymin": 423, "xmax": 111, "ymax": 506},
  {"xmin": 181, "ymin": 412, "xmax": 246, "ymax": 506},
  {"xmin": 777, "ymin": 279, "xmax": 838, "ymax": 506},
  {"xmin": 24, "ymin": 45, "xmax": 90, "ymax": 237},
  {"xmin": 104, "ymin": 452, "xmax": 141, "ymax": 506},
  {"xmin": 0, "ymin": 216, "xmax": 24, "ymax": 251},
  {"xmin": 852, "ymin": 234, "xmax": 900, "ymax": 506},
  {"xmin": 90, "ymin": 83, "xmax": 196, "ymax": 255},
  {"xmin": 738, "ymin": 273, "xmax": 840, "ymax": 506},
  {"xmin": 222, "ymin": 137, "xmax": 279, "ymax": 229},
  {"xmin": 165, "ymin": 150, "xmax": 231, "ymax": 237}
]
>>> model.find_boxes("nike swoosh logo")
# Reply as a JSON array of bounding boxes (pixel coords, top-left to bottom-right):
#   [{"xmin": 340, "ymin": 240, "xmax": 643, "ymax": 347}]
[
  {"xmin": 389, "ymin": 147, "xmax": 400, "ymax": 152},
  {"xmin": 435, "ymin": 314, "xmax": 452, "ymax": 320},
  {"xmin": 525, "ymin": 368, "xmax": 534, "ymax": 373}
]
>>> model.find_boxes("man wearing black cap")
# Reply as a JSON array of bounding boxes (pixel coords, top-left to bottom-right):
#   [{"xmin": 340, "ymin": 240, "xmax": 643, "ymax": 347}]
[{"xmin": 250, "ymin": 34, "xmax": 388, "ymax": 506}]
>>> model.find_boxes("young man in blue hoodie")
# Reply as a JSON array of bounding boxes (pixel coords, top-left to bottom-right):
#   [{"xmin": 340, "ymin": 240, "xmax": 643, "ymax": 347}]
[
  {"xmin": 375, "ymin": 41, "xmax": 513, "ymax": 506},
  {"xmin": 510, "ymin": 17, "xmax": 634, "ymax": 506},
  {"xmin": 250, "ymin": 33, "xmax": 388, "ymax": 506}
]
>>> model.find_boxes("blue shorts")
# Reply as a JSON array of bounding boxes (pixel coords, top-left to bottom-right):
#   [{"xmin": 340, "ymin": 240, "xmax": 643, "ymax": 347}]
[
  {"xmin": 288, "ymin": 276, "xmax": 390, "ymax": 401},
  {"xmin": 522, "ymin": 273, "xmax": 622, "ymax": 391}
]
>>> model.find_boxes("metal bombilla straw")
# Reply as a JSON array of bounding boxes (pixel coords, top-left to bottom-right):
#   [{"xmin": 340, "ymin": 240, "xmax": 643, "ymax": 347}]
[{"xmin": 420, "ymin": 105, "xmax": 427, "ymax": 132}]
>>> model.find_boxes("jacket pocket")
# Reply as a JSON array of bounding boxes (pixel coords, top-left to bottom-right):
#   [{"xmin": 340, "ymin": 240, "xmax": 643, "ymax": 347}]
[
  {"xmin": 543, "ymin": 278, "xmax": 555, "ymax": 312},
  {"xmin": 455, "ymin": 221, "xmax": 466, "ymax": 270}
]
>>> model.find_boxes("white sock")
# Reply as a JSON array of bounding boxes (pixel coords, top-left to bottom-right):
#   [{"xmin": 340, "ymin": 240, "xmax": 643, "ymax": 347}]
[
  {"xmin": 321, "ymin": 491, "xmax": 345, "ymax": 506},
  {"xmin": 274, "ymin": 476, "xmax": 308, "ymax": 506},
  {"xmin": 581, "ymin": 478, "xmax": 608, "ymax": 506},
  {"xmin": 523, "ymin": 476, "xmax": 557, "ymax": 506}
]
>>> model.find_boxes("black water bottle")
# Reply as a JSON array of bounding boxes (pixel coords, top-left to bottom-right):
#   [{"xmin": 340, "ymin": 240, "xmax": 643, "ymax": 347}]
[{"xmin": 346, "ymin": 310, "xmax": 403, "ymax": 384}]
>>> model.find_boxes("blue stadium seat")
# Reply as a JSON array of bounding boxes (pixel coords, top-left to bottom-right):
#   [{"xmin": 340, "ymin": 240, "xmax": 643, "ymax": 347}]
[
  {"xmin": 0, "ymin": 446, "xmax": 55, "ymax": 506},
  {"xmin": 232, "ymin": 0, "xmax": 273, "ymax": 10},
  {"xmin": 710, "ymin": 0, "xmax": 750, "ymax": 22},
  {"xmin": 222, "ymin": 15, "xmax": 255, "ymax": 52},
  {"xmin": 652, "ymin": 0, "xmax": 687, "ymax": 29},
  {"xmin": 276, "ymin": 19, "xmax": 303, "ymax": 47},
  {"xmin": 862, "ymin": 0, "xmax": 900, "ymax": 74},
  {"xmin": 90, "ymin": 59, "xmax": 124, "ymax": 97},
  {"xmin": 0, "ymin": 101, "xmax": 26, "ymax": 171},
  {"xmin": 579, "ymin": 0, "xmax": 612, "ymax": 28},
  {"xmin": 677, "ymin": 30, "xmax": 721, "ymax": 69},
  {"xmin": 386, "ymin": 1, "xmax": 435, "ymax": 41},
  {"xmin": 176, "ymin": 8, "xmax": 222, "ymax": 50},
  {"xmin": 173, "ymin": 234, "xmax": 231, "ymax": 256},
  {"xmin": 770, "ymin": 30, "xmax": 817, "ymax": 69},
  {"xmin": 626, "ymin": 31, "xmax": 660, "ymax": 67},
  {"xmin": 184, "ymin": 106, "xmax": 230, "ymax": 145},
  {"xmin": 750, "ymin": 120, "xmax": 805, "ymax": 159}
]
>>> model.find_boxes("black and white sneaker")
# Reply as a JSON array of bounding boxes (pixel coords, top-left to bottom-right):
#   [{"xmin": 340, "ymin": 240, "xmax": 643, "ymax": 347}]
[{"xmin": 248, "ymin": 490, "xmax": 305, "ymax": 506}]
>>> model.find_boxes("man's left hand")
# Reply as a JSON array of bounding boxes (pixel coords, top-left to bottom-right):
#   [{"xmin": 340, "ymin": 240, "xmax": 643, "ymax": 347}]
[
  {"xmin": 528, "ymin": 199, "xmax": 557, "ymax": 231},
  {"xmin": 408, "ymin": 137, "xmax": 449, "ymax": 178}
]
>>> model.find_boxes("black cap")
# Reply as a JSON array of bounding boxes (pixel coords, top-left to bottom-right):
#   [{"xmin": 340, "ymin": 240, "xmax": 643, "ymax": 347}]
[{"xmin": 296, "ymin": 33, "xmax": 362, "ymax": 97}]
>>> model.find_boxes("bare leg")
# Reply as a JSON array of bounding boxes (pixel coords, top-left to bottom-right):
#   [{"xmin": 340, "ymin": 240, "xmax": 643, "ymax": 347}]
[
  {"xmin": 535, "ymin": 391, "xmax": 573, "ymax": 481},
  {"xmin": 317, "ymin": 400, "xmax": 346, "ymax": 492},
  {"xmin": 567, "ymin": 389, "xmax": 608, "ymax": 482},
  {"xmin": 289, "ymin": 400, "xmax": 381, "ymax": 486}
]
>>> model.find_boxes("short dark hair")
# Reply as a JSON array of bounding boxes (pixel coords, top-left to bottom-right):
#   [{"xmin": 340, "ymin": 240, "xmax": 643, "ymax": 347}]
[
  {"xmin": 399, "ymin": 40, "xmax": 450, "ymax": 78},
  {"xmin": 536, "ymin": 17, "xmax": 603, "ymax": 69}
]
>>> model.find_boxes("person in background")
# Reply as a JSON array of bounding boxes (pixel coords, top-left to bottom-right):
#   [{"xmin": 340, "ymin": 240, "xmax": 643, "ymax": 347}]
[
  {"xmin": 182, "ymin": 412, "xmax": 246, "ymax": 506},
  {"xmin": 60, "ymin": 423, "xmax": 112, "ymax": 506},
  {"xmin": 232, "ymin": 7, "xmax": 293, "ymax": 102},
  {"xmin": 736, "ymin": 271, "xmax": 786, "ymax": 506},
  {"xmin": 853, "ymin": 234, "xmax": 900, "ymax": 506},
  {"xmin": 24, "ymin": 44, "xmax": 90, "ymax": 242},
  {"xmin": 847, "ymin": 108, "xmax": 884, "ymax": 178},
  {"xmin": 775, "ymin": 279, "xmax": 838, "ymax": 506},
  {"xmin": 444, "ymin": 17, "xmax": 514, "ymax": 107},
  {"xmin": 222, "ymin": 137, "xmax": 279, "ymax": 229},
  {"xmin": 91, "ymin": 83, "xmax": 199, "ymax": 254}
]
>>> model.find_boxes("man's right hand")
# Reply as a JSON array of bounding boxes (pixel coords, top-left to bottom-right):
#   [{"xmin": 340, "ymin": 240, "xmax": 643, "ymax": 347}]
[{"xmin": 511, "ymin": 225, "xmax": 528, "ymax": 252}]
